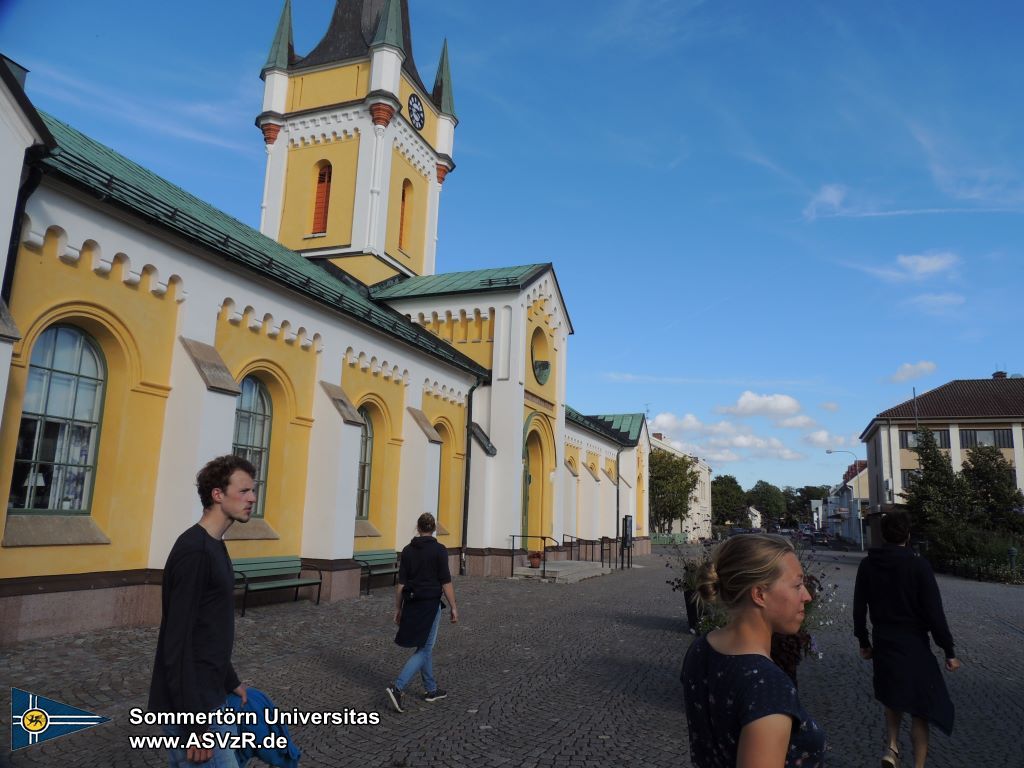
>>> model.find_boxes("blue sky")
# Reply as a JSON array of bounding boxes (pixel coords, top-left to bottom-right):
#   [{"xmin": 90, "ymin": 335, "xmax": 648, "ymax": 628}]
[{"xmin": 3, "ymin": 0, "xmax": 1022, "ymax": 490}]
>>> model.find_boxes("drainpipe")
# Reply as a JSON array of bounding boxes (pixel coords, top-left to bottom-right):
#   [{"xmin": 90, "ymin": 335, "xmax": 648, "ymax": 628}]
[
  {"xmin": 459, "ymin": 378, "xmax": 482, "ymax": 575},
  {"xmin": 615, "ymin": 445, "xmax": 624, "ymax": 568},
  {"xmin": 3, "ymin": 148, "xmax": 47, "ymax": 303}
]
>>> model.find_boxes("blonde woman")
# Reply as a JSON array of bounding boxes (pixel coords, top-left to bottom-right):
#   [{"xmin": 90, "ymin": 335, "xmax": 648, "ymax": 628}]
[{"xmin": 681, "ymin": 534, "xmax": 825, "ymax": 767}]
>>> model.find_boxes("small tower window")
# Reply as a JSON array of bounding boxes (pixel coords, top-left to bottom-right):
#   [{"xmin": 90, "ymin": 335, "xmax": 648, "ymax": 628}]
[
  {"xmin": 312, "ymin": 163, "xmax": 332, "ymax": 234},
  {"xmin": 399, "ymin": 179, "xmax": 413, "ymax": 251}
]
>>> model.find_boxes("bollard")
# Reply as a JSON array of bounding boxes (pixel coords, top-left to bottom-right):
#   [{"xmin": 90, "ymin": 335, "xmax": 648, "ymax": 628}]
[{"xmin": 1009, "ymin": 547, "xmax": 1018, "ymax": 571}]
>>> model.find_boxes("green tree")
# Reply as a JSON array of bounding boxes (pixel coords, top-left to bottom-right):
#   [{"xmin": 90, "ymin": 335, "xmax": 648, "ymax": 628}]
[
  {"xmin": 648, "ymin": 450, "xmax": 699, "ymax": 534},
  {"xmin": 711, "ymin": 474, "xmax": 746, "ymax": 526},
  {"xmin": 782, "ymin": 486, "xmax": 802, "ymax": 527},
  {"xmin": 903, "ymin": 427, "xmax": 971, "ymax": 562},
  {"xmin": 746, "ymin": 480, "xmax": 786, "ymax": 526},
  {"xmin": 781, "ymin": 485, "xmax": 829, "ymax": 526},
  {"xmin": 961, "ymin": 444, "xmax": 1024, "ymax": 533}
]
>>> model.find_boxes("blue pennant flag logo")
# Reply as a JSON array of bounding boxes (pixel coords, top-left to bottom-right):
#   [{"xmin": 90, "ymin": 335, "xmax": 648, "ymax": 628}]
[{"xmin": 11, "ymin": 688, "xmax": 110, "ymax": 751}]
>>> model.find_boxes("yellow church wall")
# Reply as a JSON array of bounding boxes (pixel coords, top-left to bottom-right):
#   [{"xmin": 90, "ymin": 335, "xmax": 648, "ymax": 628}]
[
  {"xmin": 329, "ymin": 255, "xmax": 400, "ymax": 287},
  {"xmin": 418, "ymin": 308, "xmax": 494, "ymax": 370},
  {"xmin": 524, "ymin": 298, "xmax": 557, "ymax": 410},
  {"xmin": 420, "ymin": 395, "xmax": 466, "ymax": 545},
  {"xmin": 277, "ymin": 136, "xmax": 360, "ymax": 251},
  {"xmin": 563, "ymin": 444, "xmax": 581, "ymax": 536},
  {"xmin": 342, "ymin": 360, "xmax": 405, "ymax": 552},
  {"xmin": 214, "ymin": 306, "xmax": 317, "ymax": 558},
  {"xmin": 385, "ymin": 150, "xmax": 428, "ymax": 274},
  {"xmin": 0, "ymin": 232, "xmax": 177, "ymax": 578},
  {"xmin": 287, "ymin": 63, "xmax": 370, "ymax": 113},
  {"xmin": 399, "ymin": 75, "xmax": 439, "ymax": 148}
]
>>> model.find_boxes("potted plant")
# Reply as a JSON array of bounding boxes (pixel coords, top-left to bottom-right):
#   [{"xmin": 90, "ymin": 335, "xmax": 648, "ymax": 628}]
[
  {"xmin": 666, "ymin": 548, "xmax": 709, "ymax": 633},
  {"xmin": 527, "ymin": 550, "xmax": 543, "ymax": 568}
]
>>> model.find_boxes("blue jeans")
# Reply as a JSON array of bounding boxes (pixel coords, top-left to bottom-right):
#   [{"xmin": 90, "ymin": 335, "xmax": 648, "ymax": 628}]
[
  {"xmin": 395, "ymin": 605, "xmax": 442, "ymax": 693},
  {"xmin": 163, "ymin": 706, "xmax": 240, "ymax": 768}
]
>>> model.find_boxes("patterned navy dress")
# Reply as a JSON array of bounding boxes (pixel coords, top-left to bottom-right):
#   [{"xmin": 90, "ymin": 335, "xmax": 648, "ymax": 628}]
[{"xmin": 681, "ymin": 634, "xmax": 826, "ymax": 767}]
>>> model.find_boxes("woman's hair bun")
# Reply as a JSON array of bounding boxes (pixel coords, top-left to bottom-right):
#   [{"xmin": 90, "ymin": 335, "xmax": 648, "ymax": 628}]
[{"xmin": 696, "ymin": 561, "xmax": 719, "ymax": 603}]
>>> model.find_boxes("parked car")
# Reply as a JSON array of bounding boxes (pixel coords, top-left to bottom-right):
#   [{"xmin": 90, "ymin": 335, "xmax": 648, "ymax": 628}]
[{"xmin": 812, "ymin": 532, "xmax": 831, "ymax": 546}]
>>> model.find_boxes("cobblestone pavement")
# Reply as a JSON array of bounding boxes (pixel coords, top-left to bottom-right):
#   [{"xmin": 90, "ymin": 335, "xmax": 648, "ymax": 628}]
[{"xmin": 1, "ymin": 547, "xmax": 1021, "ymax": 767}]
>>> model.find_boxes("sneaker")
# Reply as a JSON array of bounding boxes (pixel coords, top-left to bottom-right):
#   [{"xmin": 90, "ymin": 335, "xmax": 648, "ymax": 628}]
[
  {"xmin": 423, "ymin": 689, "xmax": 447, "ymax": 702},
  {"xmin": 881, "ymin": 745, "xmax": 900, "ymax": 768},
  {"xmin": 386, "ymin": 685, "xmax": 403, "ymax": 713}
]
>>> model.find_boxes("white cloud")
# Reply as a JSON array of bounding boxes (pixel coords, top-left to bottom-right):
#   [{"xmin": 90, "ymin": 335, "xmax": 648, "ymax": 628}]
[
  {"xmin": 845, "ymin": 251, "xmax": 959, "ymax": 283},
  {"xmin": 719, "ymin": 391, "xmax": 802, "ymax": 418},
  {"xmin": 889, "ymin": 361, "xmax": 937, "ymax": 383},
  {"xmin": 652, "ymin": 412, "xmax": 742, "ymax": 436},
  {"xmin": 819, "ymin": 402, "xmax": 841, "ymax": 413},
  {"xmin": 907, "ymin": 293, "xmax": 966, "ymax": 316},
  {"xmin": 803, "ymin": 184, "xmax": 848, "ymax": 220},
  {"xmin": 777, "ymin": 415, "xmax": 815, "ymax": 429},
  {"xmin": 897, "ymin": 252, "xmax": 959, "ymax": 279},
  {"xmin": 651, "ymin": 411, "xmax": 801, "ymax": 462},
  {"xmin": 803, "ymin": 430, "xmax": 845, "ymax": 448},
  {"xmin": 707, "ymin": 434, "xmax": 804, "ymax": 461}
]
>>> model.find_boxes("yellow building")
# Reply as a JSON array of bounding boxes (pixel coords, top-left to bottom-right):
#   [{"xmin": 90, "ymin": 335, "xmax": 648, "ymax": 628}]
[{"xmin": 0, "ymin": 1, "xmax": 649, "ymax": 643}]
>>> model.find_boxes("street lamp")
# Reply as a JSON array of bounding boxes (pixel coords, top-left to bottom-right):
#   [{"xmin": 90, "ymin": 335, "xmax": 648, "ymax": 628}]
[{"xmin": 826, "ymin": 449, "xmax": 864, "ymax": 551}]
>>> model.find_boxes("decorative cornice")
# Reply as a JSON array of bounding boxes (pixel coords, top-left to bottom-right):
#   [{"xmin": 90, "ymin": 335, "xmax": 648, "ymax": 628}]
[
  {"xmin": 261, "ymin": 124, "xmax": 282, "ymax": 144},
  {"xmin": 370, "ymin": 103, "xmax": 396, "ymax": 128}
]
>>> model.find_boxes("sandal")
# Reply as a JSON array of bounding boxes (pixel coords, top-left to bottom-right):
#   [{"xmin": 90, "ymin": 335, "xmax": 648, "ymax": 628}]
[{"xmin": 881, "ymin": 745, "xmax": 900, "ymax": 768}]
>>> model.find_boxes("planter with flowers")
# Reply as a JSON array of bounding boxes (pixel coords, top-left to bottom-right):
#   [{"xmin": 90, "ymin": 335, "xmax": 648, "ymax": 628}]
[{"xmin": 527, "ymin": 550, "xmax": 543, "ymax": 568}]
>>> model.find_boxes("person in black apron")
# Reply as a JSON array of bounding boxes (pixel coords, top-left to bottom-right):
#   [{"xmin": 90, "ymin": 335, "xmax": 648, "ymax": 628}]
[
  {"xmin": 854, "ymin": 511, "xmax": 961, "ymax": 768},
  {"xmin": 386, "ymin": 513, "xmax": 459, "ymax": 713}
]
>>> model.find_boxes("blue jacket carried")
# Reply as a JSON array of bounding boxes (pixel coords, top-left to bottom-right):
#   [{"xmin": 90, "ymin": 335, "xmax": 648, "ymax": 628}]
[{"xmin": 224, "ymin": 687, "xmax": 301, "ymax": 768}]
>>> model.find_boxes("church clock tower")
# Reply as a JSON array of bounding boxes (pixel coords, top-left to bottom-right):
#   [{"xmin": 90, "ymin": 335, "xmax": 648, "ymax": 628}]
[{"xmin": 257, "ymin": 0, "xmax": 457, "ymax": 283}]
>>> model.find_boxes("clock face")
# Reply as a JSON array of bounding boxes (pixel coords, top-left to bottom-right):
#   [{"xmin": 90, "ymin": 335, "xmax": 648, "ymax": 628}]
[{"xmin": 408, "ymin": 94, "xmax": 425, "ymax": 130}]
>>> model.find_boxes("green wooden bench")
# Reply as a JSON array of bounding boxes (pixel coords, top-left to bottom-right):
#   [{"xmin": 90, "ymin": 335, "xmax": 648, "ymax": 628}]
[
  {"xmin": 232, "ymin": 556, "xmax": 322, "ymax": 616},
  {"xmin": 353, "ymin": 550, "xmax": 400, "ymax": 596}
]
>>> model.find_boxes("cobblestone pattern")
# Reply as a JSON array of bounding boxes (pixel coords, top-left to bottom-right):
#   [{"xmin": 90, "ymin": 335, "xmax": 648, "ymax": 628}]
[{"xmin": 0, "ymin": 548, "xmax": 1021, "ymax": 767}]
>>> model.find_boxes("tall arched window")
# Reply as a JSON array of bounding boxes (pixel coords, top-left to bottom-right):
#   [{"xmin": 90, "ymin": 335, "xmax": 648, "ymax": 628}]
[
  {"xmin": 233, "ymin": 376, "xmax": 272, "ymax": 518},
  {"xmin": 398, "ymin": 179, "xmax": 413, "ymax": 251},
  {"xmin": 356, "ymin": 406, "xmax": 374, "ymax": 520},
  {"xmin": 9, "ymin": 325, "xmax": 106, "ymax": 514},
  {"xmin": 312, "ymin": 162, "xmax": 332, "ymax": 235}
]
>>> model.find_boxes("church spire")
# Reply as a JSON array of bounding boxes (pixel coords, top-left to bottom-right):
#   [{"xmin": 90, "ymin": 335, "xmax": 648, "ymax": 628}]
[
  {"xmin": 262, "ymin": 0, "xmax": 294, "ymax": 77},
  {"xmin": 371, "ymin": 0, "xmax": 406, "ymax": 52},
  {"xmin": 431, "ymin": 39, "xmax": 456, "ymax": 119}
]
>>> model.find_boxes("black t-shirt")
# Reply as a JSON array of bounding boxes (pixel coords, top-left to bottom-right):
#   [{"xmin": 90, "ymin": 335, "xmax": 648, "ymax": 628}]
[
  {"xmin": 398, "ymin": 535, "xmax": 451, "ymax": 600},
  {"xmin": 681, "ymin": 634, "xmax": 826, "ymax": 767},
  {"xmin": 148, "ymin": 524, "xmax": 240, "ymax": 732}
]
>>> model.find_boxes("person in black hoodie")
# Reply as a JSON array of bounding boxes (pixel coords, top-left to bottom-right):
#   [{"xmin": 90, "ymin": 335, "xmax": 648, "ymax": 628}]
[
  {"xmin": 386, "ymin": 513, "xmax": 459, "ymax": 713},
  {"xmin": 854, "ymin": 511, "xmax": 960, "ymax": 768},
  {"xmin": 148, "ymin": 455, "xmax": 255, "ymax": 766}
]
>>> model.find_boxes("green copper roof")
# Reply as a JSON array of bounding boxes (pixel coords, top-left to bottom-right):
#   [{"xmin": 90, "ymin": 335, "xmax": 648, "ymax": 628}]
[
  {"xmin": 371, "ymin": 0, "xmax": 406, "ymax": 51},
  {"xmin": 37, "ymin": 112, "xmax": 488, "ymax": 380},
  {"xmin": 431, "ymin": 39, "xmax": 456, "ymax": 118},
  {"xmin": 565, "ymin": 407, "xmax": 645, "ymax": 446},
  {"xmin": 263, "ymin": 0, "xmax": 294, "ymax": 74},
  {"xmin": 371, "ymin": 264, "xmax": 550, "ymax": 300}
]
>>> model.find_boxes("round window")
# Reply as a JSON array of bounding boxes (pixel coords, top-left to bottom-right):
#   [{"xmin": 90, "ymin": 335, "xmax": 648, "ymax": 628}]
[{"xmin": 530, "ymin": 327, "xmax": 551, "ymax": 385}]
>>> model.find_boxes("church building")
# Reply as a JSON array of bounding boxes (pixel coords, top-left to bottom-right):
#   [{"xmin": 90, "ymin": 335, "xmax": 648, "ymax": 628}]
[{"xmin": 0, "ymin": 0, "xmax": 649, "ymax": 643}]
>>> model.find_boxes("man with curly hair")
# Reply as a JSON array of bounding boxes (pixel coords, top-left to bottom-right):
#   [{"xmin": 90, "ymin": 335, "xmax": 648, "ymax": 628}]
[{"xmin": 148, "ymin": 454, "xmax": 257, "ymax": 766}]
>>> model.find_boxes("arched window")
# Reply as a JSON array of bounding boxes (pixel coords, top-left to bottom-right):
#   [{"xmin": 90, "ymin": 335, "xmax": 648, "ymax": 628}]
[
  {"xmin": 356, "ymin": 406, "xmax": 374, "ymax": 520},
  {"xmin": 9, "ymin": 325, "xmax": 106, "ymax": 514},
  {"xmin": 312, "ymin": 162, "xmax": 332, "ymax": 234},
  {"xmin": 398, "ymin": 179, "xmax": 413, "ymax": 251},
  {"xmin": 233, "ymin": 376, "xmax": 272, "ymax": 518}
]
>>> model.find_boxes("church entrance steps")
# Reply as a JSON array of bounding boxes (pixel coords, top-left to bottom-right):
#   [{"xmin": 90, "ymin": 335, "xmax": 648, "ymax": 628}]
[{"xmin": 511, "ymin": 559, "xmax": 613, "ymax": 584}]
